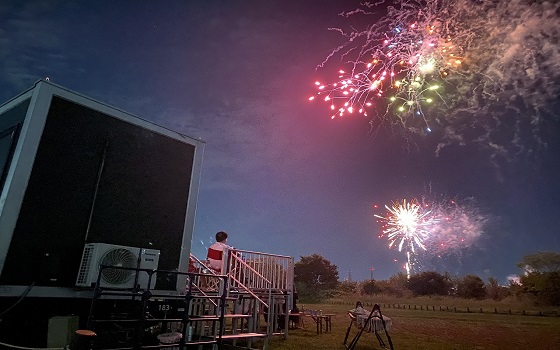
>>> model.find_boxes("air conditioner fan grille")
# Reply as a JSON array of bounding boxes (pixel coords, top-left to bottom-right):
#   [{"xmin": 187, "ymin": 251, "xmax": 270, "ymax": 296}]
[{"xmin": 100, "ymin": 248, "xmax": 137, "ymax": 285}]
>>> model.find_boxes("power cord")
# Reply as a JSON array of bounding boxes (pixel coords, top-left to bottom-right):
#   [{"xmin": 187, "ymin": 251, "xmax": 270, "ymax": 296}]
[{"xmin": 0, "ymin": 282, "xmax": 36, "ymax": 320}]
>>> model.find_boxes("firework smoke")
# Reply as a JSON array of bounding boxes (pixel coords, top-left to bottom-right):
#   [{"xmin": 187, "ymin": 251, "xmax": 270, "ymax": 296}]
[
  {"xmin": 311, "ymin": 0, "xmax": 560, "ymax": 156},
  {"xmin": 425, "ymin": 197, "xmax": 488, "ymax": 254}
]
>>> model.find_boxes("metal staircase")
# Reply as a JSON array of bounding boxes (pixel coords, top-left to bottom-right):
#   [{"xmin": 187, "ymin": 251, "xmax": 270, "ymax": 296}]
[
  {"xmin": 86, "ymin": 249, "xmax": 294, "ymax": 350},
  {"xmin": 189, "ymin": 249, "xmax": 295, "ymax": 346}
]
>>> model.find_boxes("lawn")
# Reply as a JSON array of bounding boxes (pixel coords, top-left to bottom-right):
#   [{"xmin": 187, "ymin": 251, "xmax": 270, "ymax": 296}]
[{"xmin": 262, "ymin": 299, "xmax": 560, "ymax": 350}]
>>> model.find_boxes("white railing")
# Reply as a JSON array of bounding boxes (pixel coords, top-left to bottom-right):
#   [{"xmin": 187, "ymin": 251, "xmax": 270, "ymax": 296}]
[
  {"xmin": 190, "ymin": 249, "xmax": 295, "ymax": 337},
  {"xmin": 227, "ymin": 248, "xmax": 293, "ymax": 293}
]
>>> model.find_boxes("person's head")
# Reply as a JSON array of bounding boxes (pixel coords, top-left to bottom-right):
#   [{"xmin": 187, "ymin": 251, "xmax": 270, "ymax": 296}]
[
  {"xmin": 216, "ymin": 231, "xmax": 228, "ymax": 243},
  {"xmin": 356, "ymin": 301, "xmax": 363, "ymax": 308}
]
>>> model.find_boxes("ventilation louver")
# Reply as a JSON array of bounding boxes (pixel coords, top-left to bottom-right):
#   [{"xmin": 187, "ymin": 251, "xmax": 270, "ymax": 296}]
[{"xmin": 75, "ymin": 243, "xmax": 159, "ymax": 289}]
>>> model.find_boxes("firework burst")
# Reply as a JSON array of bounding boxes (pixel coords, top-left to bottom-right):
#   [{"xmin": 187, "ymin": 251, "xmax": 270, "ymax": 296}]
[
  {"xmin": 376, "ymin": 197, "xmax": 488, "ymax": 277},
  {"xmin": 375, "ymin": 199, "xmax": 437, "ymax": 278},
  {"xmin": 311, "ymin": 0, "xmax": 560, "ymax": 155}
]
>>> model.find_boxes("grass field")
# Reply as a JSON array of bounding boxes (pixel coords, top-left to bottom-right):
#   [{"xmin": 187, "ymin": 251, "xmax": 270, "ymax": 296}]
[{"xmin": 262, "ymin": 297, "xmax": 560, "ymax": 350}]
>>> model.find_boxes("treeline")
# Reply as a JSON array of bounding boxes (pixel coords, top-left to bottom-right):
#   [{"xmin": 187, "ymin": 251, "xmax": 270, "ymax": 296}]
[
  {"xmin": 294, "ymin": 252, "xmax": 560, "ymax": 306},
  {"xmin": 339, "ymin": 272, "xmax": 511, "ymax": 300}
]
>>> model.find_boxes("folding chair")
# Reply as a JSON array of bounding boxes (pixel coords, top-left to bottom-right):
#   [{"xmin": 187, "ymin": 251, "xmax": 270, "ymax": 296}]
[{"xmin": 343, "ymin": 304, "xmax": 394, "ymax": 350}]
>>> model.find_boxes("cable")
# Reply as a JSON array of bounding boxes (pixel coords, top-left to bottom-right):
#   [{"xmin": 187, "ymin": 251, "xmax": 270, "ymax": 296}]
[
  {"xmin": 0, "ymin": 340, "xmax": 65, "ymax": 350},
  {"xmin": 0, "ymin": 282, "xmax": 35, "ymax": 319}
]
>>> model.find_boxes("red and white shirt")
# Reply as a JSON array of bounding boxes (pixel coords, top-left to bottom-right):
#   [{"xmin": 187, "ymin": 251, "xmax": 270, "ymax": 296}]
[{"xmin": 207, "ymin": 241, "xmax": 231, "ymax": 272}]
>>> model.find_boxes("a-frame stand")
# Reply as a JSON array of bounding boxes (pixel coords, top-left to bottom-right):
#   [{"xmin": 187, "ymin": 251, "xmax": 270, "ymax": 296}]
[{"xmin": 343, "ymin": 304, "xmax": 394, "ymax": 350}]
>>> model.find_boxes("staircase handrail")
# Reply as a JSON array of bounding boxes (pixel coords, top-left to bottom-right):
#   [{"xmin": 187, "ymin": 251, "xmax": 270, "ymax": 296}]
[
  {"xmin": 230, "ymin": 249, "xmax": 292, "ymax": 259},
  {"xmin": 188, "ymin": 254, "xmax": 222, "ymax": 307},
  {"xmin": 229, "ymin": 251, "xmax": 272, "ymax": 284},
  {"xmin": 229, "ymin": 248, "xmax": 293, "ymax": 292},
  {"xmin": 228, "ymin": 252, "xmax": 271, "ymax": 308}
]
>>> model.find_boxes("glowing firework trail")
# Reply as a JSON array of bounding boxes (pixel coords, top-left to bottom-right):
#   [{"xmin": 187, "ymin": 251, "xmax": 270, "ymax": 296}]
[
  {"xmin": 311, "ymin": 0, "xmax": 560, "ymax": 155},
  {"xmin": 375, "ymin": 199, "xmax": 437, "ymax": 278}
]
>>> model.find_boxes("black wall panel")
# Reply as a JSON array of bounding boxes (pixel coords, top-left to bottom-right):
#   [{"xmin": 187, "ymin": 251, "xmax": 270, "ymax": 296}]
[{"xmin": 0, "ymin": 96, "xmax": 195, "ymax": 288}]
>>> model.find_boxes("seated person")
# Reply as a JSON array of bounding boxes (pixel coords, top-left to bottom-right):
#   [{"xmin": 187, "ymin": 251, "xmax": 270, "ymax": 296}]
[
  {"xmin": 349, "ymin": 301, "xmax": 391, "ymax": 331},
  {"xmin": 288, "ymin": 300, "xmax": 301, "ymax": 328},
  {"xmin": 349, "ymin": 301, "xmax": 368, "ymax": 317},
  {"xmin": 206, "ymin": 231, "xmax": 232, "ymax": 273}
]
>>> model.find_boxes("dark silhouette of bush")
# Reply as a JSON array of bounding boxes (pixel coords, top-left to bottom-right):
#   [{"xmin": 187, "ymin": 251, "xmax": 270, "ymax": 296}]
[
  {"xmin": 408, "ymin": 271, "xmax": 452, "ymax": 296},
  {"xmin": 457, "ymin": 274, "xmax": 486, "ymax": 299}
]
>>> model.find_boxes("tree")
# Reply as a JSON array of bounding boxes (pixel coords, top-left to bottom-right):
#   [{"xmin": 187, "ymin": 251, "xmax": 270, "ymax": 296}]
[
  {"xmin": 456, "ymin": 274, "xmax": 486, "ymax": 299},
  {"xmin": 386, "ymin": 272, "xmax": 408, "ymax": 297},
  {"xmin": 362, "ymin": 279, "xmax": 381, "ymax": 295},
  {"xmin": 294, "ymin": 254, "xmax": 339, "ymax": 290},
  {"xmin": 486, "ymin": 277, "xmax": 511, "ymax": 301},
  {"xmin": 369, "ymin": 273, "xmax": 409, "ymax": 297},
  {"xmin": 517, "ymin": 251, "xmax": 560, "ymax": 274},
  {"xmin": 520, "ymin": 272, "xmax": 560, "ymax": 306},
  {"xmin": 338, "ymin": 280, "xmax": 359, "ymax": 294},
  {"xmin": 516, "ymin": 252, "xmax": 560, "ymax": 305},
  {"xmin": 407, "ymin": 271, "xmax": 452, "ymax": 296}
]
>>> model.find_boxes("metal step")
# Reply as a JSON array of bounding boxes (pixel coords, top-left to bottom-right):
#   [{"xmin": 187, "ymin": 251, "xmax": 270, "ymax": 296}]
[
  {"xmin": 224, "ymin": 313, "xmax": 252, "ymax": 319},
  {"xmin": 220, "ymin": 332, "xmax": 267, "ymax": 340}
]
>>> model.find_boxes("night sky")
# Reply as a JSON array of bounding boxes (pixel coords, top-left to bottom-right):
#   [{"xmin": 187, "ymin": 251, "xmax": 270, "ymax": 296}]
[{"xmin": 1, "ymin": 1, "xmax": 559, "ymax": 283}]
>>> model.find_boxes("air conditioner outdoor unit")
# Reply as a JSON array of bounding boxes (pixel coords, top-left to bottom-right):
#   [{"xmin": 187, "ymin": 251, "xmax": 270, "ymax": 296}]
[{"xmin": 75, "ymin": 243, "xmax": 160, "ymax": 289}]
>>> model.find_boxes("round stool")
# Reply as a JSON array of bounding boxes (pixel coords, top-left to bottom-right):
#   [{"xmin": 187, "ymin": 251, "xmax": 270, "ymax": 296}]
[{"xmin": 72, "ymin": 329, "xmax": 96, "ymax": 350}]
